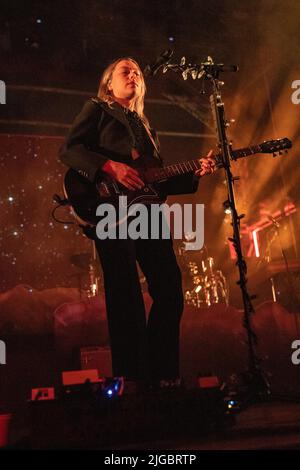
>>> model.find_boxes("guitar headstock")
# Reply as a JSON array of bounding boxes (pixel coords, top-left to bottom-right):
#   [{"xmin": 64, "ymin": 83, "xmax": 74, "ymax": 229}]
[{"xmin": 260, "ymin": 137, "xmax": 292, "ymax": 154}]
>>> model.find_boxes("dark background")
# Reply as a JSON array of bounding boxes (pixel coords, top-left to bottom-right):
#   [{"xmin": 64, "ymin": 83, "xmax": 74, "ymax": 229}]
[{"xmin": 1, "ymin": 0, "xmax": 300, "ymax": 307}]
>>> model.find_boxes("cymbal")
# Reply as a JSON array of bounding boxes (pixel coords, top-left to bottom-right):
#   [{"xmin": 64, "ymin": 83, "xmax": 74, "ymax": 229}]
[
  {"xmin": 70, "ymin": 253, "xmax": 93, "ymax": 270},
  {"xmin": 178, "ymin": 243, "xmax": 207, "ymax": 256}
]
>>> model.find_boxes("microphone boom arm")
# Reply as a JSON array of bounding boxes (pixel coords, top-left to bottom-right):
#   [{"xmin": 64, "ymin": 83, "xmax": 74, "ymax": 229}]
[{"xmin": 161, "ymin": 55, "xmax": 238, "ymax": 80}]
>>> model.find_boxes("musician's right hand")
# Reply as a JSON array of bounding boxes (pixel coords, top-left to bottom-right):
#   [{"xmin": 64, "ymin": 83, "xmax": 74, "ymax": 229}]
[{"xmin": 102, "ymin": 160, "xmax": 145, "ymax": 190}]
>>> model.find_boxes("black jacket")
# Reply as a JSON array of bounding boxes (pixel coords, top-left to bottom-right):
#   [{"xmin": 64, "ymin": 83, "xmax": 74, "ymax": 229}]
[{"xmin": 59, "ymin": 98, "xmax": 199, "ymax": 195}]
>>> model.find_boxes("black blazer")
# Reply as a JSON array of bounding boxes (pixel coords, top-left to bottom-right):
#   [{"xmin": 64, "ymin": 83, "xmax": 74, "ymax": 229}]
[{"xmin": 59, "ymin": 98, "xmax": 200, "ymax": 196}]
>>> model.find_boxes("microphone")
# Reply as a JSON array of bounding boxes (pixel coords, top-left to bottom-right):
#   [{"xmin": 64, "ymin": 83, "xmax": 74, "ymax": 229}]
[
  {"xmin": 203, "ymin": 63, "xmax": 238, "ymax": 73},
  {"xmin": 214, "ymin": 63, "xmax": 238, "ymax": 73},
  {"xmin": 144, "ymin": 49, "xmax": 174, "ymax": 77},
  {"xmin": 267, "ymin": 215, "xmax": 280, "ymax": 228}
]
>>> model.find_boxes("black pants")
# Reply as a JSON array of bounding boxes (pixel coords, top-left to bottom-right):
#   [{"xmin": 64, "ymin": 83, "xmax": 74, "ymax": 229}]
[{"xmin": 95, "ymin": 236, "xmax": 184, "ymax": 382}]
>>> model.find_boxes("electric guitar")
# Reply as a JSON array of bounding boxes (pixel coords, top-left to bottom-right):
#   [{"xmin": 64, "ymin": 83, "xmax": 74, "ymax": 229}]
[{"xmin": 63, "ymin": 138, "xmax": 292, "ymax": 226}]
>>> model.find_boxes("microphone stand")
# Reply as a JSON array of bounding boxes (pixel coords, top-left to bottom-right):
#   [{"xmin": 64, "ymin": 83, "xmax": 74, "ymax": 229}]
[{"xmin": 161, "ymin": 55, "xmax": 271, "ymax": 402}]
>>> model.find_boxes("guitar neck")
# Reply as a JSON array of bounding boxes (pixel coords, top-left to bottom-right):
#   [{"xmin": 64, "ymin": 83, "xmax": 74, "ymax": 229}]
[
  {"xmin": 145, "ymin": 159, "xmax": 201, "ymax": 183},
  {"xmin": 145, "ymin": 144, "xmax": 263, "ymax": 183}
]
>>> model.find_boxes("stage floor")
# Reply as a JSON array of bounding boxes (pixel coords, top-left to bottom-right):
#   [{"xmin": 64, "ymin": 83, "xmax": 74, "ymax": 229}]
[
  {"xmin": 5, "ymin": 394, "xmax": 300, "ymax": 450},
  {"xmin": 115, "ymin": 400, "xmax": 300, "ymax": 450}
]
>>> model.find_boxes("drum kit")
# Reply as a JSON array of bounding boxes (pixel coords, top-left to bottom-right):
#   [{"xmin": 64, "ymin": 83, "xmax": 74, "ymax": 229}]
[
  {"xmin": 70, "ymin": 241, "xmax": 229, "ymax": 308},
  {"xmin": 178, "ymin": 243, "xmax": 229, "ymax": 308},
  {"xmin": 70, "ymin": 247, "xmax": 101, "ymax": 299}
]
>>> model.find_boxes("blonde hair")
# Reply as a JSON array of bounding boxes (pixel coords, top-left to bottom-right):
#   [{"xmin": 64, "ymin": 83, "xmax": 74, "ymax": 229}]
[{"xmin": 97, "ymin": 57, "xmax": 148, "ymax": 124}]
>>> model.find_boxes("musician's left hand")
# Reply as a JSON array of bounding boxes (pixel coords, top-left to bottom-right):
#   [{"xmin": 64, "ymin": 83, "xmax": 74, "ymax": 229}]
[{"xmin": 195, "ymin": 150, "xmax": 216, "ymax": 177}]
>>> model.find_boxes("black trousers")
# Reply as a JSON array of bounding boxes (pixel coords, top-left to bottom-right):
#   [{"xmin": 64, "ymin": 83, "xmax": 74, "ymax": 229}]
[{"xmin": 95, "ymin": 236, "xmax": 184, "ymax": 382}]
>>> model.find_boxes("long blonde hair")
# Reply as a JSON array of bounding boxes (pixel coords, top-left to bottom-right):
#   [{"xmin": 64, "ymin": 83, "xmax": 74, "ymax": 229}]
[{"xmin": 97, "ymin": 57, "xmax": 148, "ymax": 124}]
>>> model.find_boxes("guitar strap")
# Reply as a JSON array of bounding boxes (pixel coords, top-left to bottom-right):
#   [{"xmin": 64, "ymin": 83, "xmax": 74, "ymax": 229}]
[{"xmin": 141, "ymin": 121, "xmax": 161, "ymax": 158}]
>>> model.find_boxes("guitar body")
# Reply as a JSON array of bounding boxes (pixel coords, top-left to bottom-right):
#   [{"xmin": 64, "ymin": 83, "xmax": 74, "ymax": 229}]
[{"xmin": 64, "ymin": 158, "xmax": 167, "ymax": 226}]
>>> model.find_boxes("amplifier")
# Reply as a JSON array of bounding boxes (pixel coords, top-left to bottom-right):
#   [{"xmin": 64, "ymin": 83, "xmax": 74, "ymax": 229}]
[
  {"xmin": 80, "ymin": 346, "xmax": 112, "ymax": 378},
  {"xmin": 62, "ymin": 369, "xmax": 99, "ymax": 386}
]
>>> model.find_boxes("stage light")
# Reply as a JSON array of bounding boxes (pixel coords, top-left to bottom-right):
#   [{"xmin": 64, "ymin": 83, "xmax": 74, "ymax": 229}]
[
  {"xmin": 224, "ymin": 396, "xmax": 240, "ymax": 412},
  {"xmin": 90, "ymin": 283, "xmax": 97, "ymax": 296},
  {"xmin": 223, "ymin": 200, "xmax": 231, "ymax": 214},
  {"xmin": 252, "ymin": 229, "xmax": 260, "ymax": 257},
  {"xmin": 226, "ymin": 399, "xmax": 238, "ymax": 410},
  {"xmin": 102, "ymin": 377, "xmax": 124, "ymax": 398}
]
